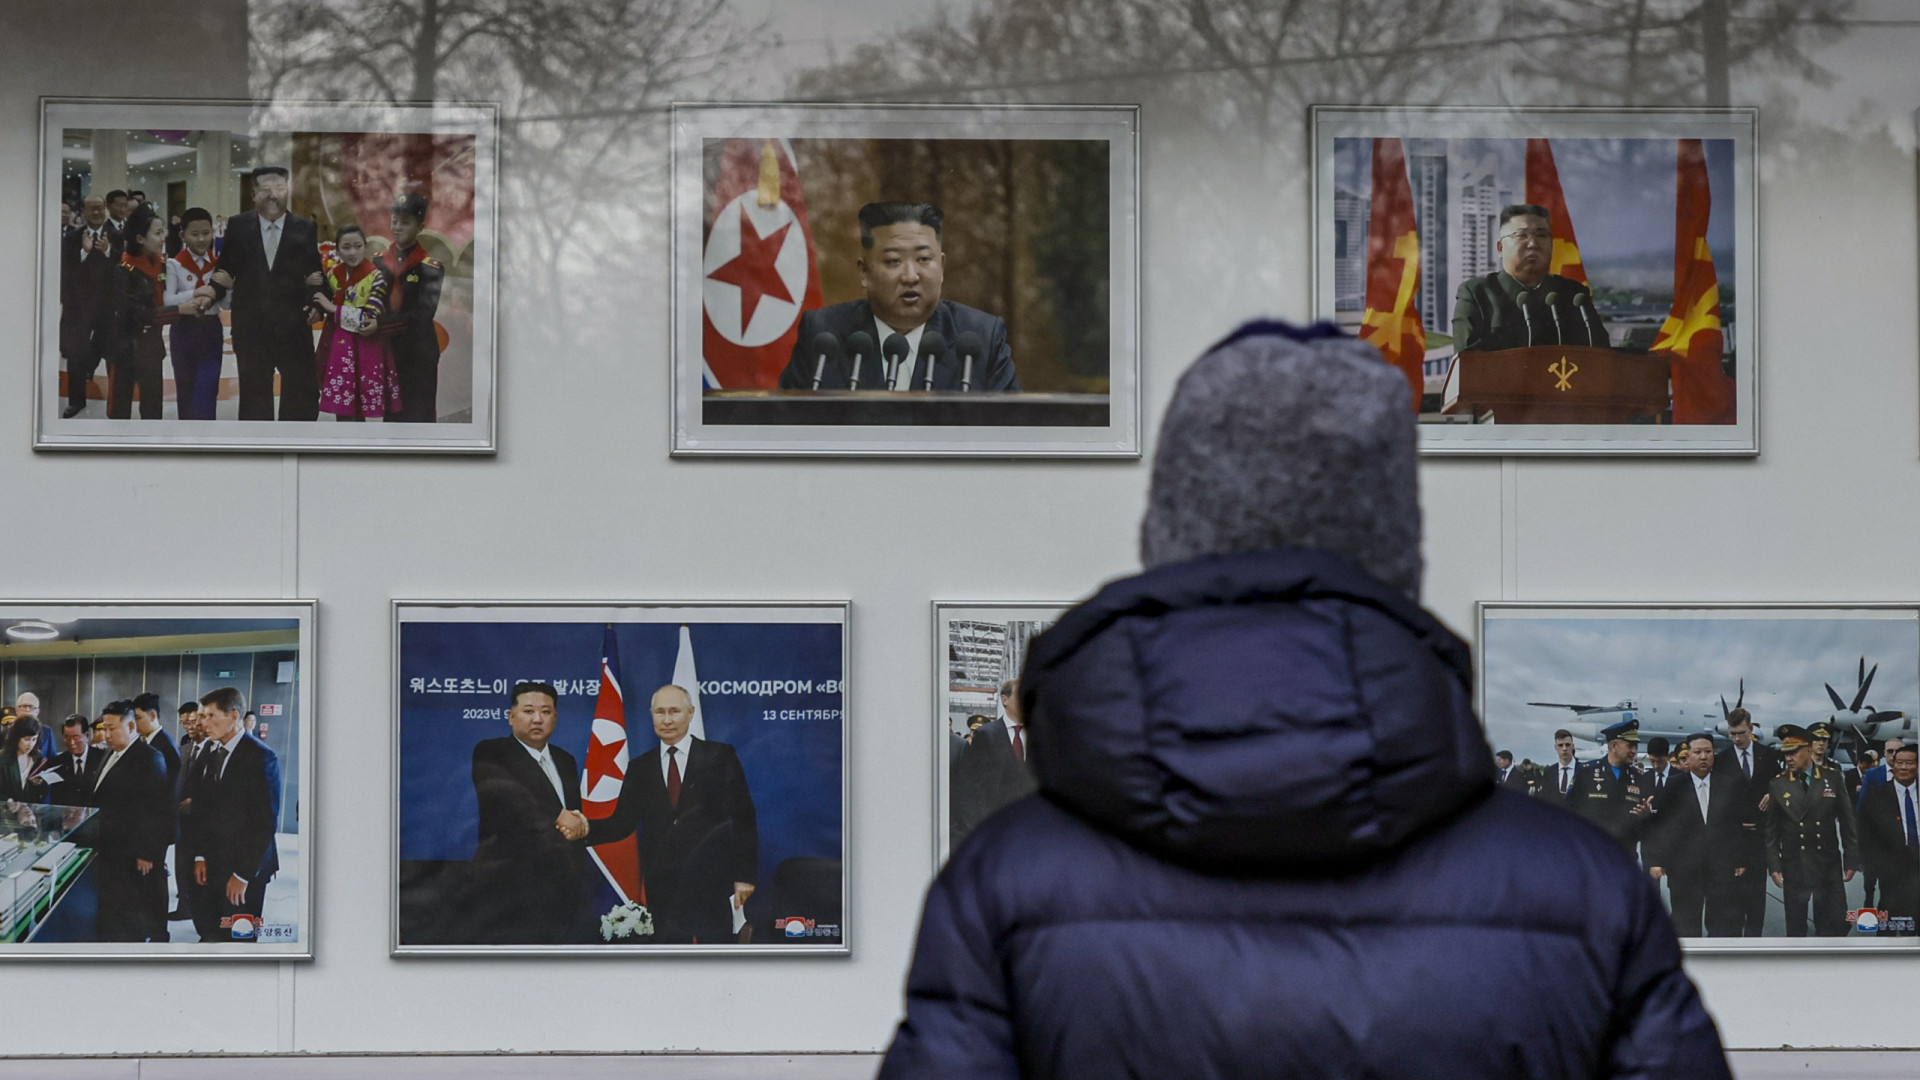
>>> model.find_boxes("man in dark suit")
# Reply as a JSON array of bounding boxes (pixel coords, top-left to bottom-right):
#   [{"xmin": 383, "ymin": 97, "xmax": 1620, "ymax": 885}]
[
  {"xmin": 208, "ymin": 166, "xmax": 325, "ymax": 420},
  {"xmin": 1857, "ymin": 744, "xmax": 1920, "ymax": 933},
  {"xmin": 169, "ymin": 700, "xmax": 203, "ymax": 924},
  {"xmin": 1646, "ymin": 734, "xmax": 1755, "ymax": 937},
  {"xmin": 130, "ymin": 692, "xmax": 180, "ymax": 782},
  {"xmin": 587, "ymin": 684, "xmax": 758, "ymax": 945},
  {"xmin": 1711, "ymin": 707, "xmax": 1780, "ymax": 936},
  {"xmin": 951, "ymin": 680, "xmax": 1037, "ymax": 852},
  {"xmin": 1450, "ymin": 204, "xmax": 1612, "ymax": 354},
  {"xmin": 41, "ymin": 714, "xmax": 105, "ymax": 806},
  {"xmin": 777, "ymin": 202, "xmax": 1019, "ymax": 392},
  {"xmin": 59, "ymin": 193, "xmax": 125, "ymax": 418},
  {"xmin": 1493, "ymin": 750, "xmax": 1526, "ymax": 791},
  {"xmin": 466, "ymin": 681, "xmax": 592, "ymax": 944},
  {"xmin": 181, "ymin": 687, "xmax": 282, "ymax": 943},
  {"xmin": 84, "ymin": 704, "xmax": 172, "ymax": 941}
]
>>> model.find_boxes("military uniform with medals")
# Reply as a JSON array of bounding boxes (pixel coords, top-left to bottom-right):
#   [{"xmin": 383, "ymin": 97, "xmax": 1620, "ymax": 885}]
[
  {"xmin": 1765, "ymin": 724, "xmax": 1860, "ymax": 937},
  {"xmin": 1565, "ymin": 719, "xmax": 1655, "ymax": 853}
]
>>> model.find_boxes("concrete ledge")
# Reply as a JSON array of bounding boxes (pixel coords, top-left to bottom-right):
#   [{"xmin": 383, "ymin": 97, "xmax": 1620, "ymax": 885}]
[{"xmin": 4, "ymin": 1049, "xmax": 1918, "ymax": 1078}]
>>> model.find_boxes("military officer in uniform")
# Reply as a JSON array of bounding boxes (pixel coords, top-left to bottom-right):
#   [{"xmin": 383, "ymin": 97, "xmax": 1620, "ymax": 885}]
[
  {"xmin": 1565, "ymin": 718, "xmax": 1655, "ymax": 852},
  {"xmin": 1766, "ymin": 724, "xmax": 1860, "ymax": 937}
]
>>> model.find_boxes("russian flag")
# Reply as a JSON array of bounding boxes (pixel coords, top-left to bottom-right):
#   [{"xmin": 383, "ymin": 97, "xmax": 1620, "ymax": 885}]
[{"xmin": 582, "ymin": 625, "xmax": 643, "ymax": 907}]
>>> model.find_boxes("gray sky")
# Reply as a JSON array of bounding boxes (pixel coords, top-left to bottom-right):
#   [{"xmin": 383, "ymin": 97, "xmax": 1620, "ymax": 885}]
[{"xmin": 1482, "ymin": 613, "xmax": 1920, "ymax": 763}]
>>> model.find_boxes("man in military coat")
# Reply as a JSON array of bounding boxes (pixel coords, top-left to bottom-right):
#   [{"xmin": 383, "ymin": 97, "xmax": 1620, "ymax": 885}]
[
  {"xmin": 1766, "ymin": 724, "xmax": 1860, "ymax": 937},
  {"xmin": 1450, "ymin": 205, "xmax": 1612, "ymax": 353},
  {"xmin": 1565, "ymin": 718, "xmax": 1655, "ymax": 853}
]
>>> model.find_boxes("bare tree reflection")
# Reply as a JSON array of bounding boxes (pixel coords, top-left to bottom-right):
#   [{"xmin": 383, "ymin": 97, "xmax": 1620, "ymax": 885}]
[{"xmin": 250, "ymin": 0, "xmax": 767, "ymax": 352}]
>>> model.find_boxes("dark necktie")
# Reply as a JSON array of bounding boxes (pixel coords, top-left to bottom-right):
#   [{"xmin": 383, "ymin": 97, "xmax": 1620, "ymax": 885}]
[
  {"xmin": 1560, "ymin": 765, "xmax": 1570, "ymax": 794},
  {"xmin": 1741, "ymin": 749, "xmax": 1751, "ymax": 779},
  {"xmin": 1904, "ymin": 788, "xmax": 1918, "ymax": 848},
  {"xmin": 666, "ymin": 746, "xmax": 682, "ymax": 807},
  {"xmin": 1011, "ymin": 725, "xmax": 1025, "ymax": 762},
  {"xmin": 204, "ymin": 745, "xmax": 228, "ymax": 784}
]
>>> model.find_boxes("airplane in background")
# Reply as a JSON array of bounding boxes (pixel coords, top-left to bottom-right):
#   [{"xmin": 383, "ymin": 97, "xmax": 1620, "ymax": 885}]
[{"xmin": 1527, "ymin": 658, "xmax": 1918, "ymax": 763}]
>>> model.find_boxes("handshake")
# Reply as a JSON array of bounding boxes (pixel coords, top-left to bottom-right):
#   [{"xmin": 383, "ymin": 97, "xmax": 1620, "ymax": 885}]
[{"xmin": 555, "ymin": 809, "xmax": 589, "ymax": 841}]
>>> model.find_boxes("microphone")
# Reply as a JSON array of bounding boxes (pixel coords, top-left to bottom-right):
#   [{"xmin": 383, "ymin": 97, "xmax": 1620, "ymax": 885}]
[
  {"xmin": 1542, "ymin": 291, "xmax": 1565, "ymax": 345},
  {"xmin": 953, "ymin": 331, "xmax": 983, "ymax": 392},
  {"xmin": 808, "ymin": 332, "xmax": 841, "ymax": 391},
  {"xmin": 882, "ymin": 333, "xmax": 910, "ymax": 390},
  {"xmin": 1517, "ymin": 292, "xmax": 1537, "ymax": 347},
  {"xmin": 915, "ymin": 331, "xmax": 946, "ymax": 391},
  {"xmin": 1574, "ymin": 293, "xmax": 1604, "ymax": 347},
  {"xmin": 843, "ymin": 330, "xmax": 876, "ymax": 391}
]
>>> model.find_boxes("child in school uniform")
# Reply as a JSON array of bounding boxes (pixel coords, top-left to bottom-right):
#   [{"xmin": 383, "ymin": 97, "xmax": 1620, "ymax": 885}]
[
  {"xmin": 163, "ymin": 208, "xmax": 227, "ymax": 420},
  {"xmin": 107, "ymin": 209, "xmax": 179, "ymax": 419},
  {"xmin": 312, "ymin": 224, "xmax": 403, "ymax": 421}
]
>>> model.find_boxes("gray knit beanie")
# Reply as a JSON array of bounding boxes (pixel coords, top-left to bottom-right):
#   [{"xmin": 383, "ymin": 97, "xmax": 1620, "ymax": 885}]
[{"xmin": 1139, "ymin": 323, "xmax": 1423, "ymax": 597}]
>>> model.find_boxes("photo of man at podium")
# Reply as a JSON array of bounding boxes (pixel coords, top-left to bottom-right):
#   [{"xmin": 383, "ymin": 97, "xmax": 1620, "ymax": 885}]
[
  {"xmin": 1451, "ymin": 205, "xmax": 1611, "ymax": 354},
  {"xmin": 1321, "ymin": 117, "xmax": 1752, "ymax": 448}
]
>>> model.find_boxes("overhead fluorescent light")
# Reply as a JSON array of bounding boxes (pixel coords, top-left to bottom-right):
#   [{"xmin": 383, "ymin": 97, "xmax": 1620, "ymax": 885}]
[{"xmin": 5, "ymin": 621, "xmax": 59, "ymax": 642}]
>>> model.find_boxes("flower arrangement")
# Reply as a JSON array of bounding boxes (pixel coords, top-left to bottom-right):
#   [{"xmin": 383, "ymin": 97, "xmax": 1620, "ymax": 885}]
[{"xmin": 600, "ymin": 901, "xmax": 655, "ymax": 942}]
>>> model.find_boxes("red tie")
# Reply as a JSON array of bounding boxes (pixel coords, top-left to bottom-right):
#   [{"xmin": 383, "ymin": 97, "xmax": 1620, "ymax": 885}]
[
  {"xmin": 1011, "ymin": 725, "xmax": 1025, "ymax": 762},
  {"xmin": 666, "ymin": 746, "xmax": 682, "ymax": 807}
]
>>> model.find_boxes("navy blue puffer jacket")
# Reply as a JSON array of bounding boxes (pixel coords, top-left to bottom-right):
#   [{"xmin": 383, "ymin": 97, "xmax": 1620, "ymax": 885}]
[{"xmin": 880, "ymin": 549, "xmax": 1730, "ymax": 1079}]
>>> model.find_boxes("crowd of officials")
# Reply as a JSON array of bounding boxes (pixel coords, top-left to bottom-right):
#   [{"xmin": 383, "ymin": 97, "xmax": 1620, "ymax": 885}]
[
  {"xmin": 0, "ymin": 688, "xmax": 283, "ymax": 943},
  {"xmin": 1496, "ymin": 713, "xmax": 1920, "ymax": 937},
  {"xmin": 56, "ymin": 169, "xmax": 445, "ymax": 423}
]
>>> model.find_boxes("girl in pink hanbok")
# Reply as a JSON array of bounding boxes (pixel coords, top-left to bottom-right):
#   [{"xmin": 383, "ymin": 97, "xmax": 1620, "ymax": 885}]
[{"xmin": 313, "ymin": 224, "xmax": 403, "ymax": 420}]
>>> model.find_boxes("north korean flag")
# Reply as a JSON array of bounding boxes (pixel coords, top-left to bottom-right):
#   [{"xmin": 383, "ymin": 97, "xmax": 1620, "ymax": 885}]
[
  {"xmin": 582, "ymin": 625, "xmax": 643, "ymax": 907},
  {"xmin": 701, "ymin": 139, "xmax": 823, "ymax": 389}
]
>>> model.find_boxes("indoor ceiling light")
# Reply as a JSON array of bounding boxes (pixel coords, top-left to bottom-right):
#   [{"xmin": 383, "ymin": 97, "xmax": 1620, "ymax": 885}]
[{"xmin": 4, "ymin": 621, "xmax": 58, "ymax": 642}]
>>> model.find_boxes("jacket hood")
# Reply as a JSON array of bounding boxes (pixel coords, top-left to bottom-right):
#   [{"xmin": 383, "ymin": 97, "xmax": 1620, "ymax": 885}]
[{"xmin": 1021, "ymin": 548, "xmax": 1493, "ymax": 872}]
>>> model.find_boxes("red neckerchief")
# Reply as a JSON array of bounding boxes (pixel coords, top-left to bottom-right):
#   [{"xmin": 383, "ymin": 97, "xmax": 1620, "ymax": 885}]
[
  {"xmin": 330, "ymin": 257, "xmax": 378, "ymax": 307},
  {"xmin": 173, "ymin": 246, "xmax": 217, "ymax": 287},
  {"xmin": 121, "ymin": 250, "xmax": 164, "ymax": 306},
  {"xmin": 382, "ymin": 242, "xmax": 429, "ymax": 309}
]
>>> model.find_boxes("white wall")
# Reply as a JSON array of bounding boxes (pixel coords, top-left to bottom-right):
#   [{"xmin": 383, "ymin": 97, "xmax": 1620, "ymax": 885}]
[{"xmin": 3, "ymin": 0, "xmax": 1919, "ymax": 1058}]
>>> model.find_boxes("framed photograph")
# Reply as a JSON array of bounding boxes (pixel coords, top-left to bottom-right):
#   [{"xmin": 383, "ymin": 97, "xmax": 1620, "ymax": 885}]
[
  {"xmin": 1312, "ymin": 106, "xmax": 1757, "ymax": 455},
  {"xmin": 0, "ymin": 600, "xmax": 316, "ymax": 959},
  {"xmin": 671, "ymin": 102, "xmax": 1140, "ymax": 457},
  {"xmin": 1478, "ymin": 602, "xmax": 1920, "ymax": 952},
  {"xmin": 932, "ymin": 603, "xmax": 1065, "ymax": 865},
  {"xmin": 36, "ymin": 98, "xmax": 498, "ymax": 452},
  {"xmin": 392, "ymin": 601, "xmax": 848, "ymax": 955}
]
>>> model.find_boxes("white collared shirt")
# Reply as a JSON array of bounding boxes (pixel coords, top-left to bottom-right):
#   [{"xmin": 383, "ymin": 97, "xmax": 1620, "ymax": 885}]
[
  {"xmin": 516, "ymin": 737, "xmax": 566, "ymax": 806},
  {"xmin": 1897, "ymin": 780, "xmax": 1919, "ymax": 845},
  {"xmin": 873, "ymin": 317, "xmax": 928, "ymax": 390},
  {"xmin": 659, "ymin": 735, "xmax": 692, "ymax": 786},
  {"xmin": 79, "ymin": 225, "xmax": 110, "ymax": 261},
  {"xmin": 1693, "ymin": 772, "xmax": 1712, "ymax": 823},
  {"xmin": 260, "ymin": 212, "xmax": 285, "ymax": 269},
  {"xmin": 1557, "ymin": 760, "xmax": 1575, "ymax": 792},
  {"xmin": 164, "ymin": 248, "xmax": 228, "ymax": 310},
  {"xmin": 1001, "ymin": 718, "xmax": 1025, "ymax": 748},
  {"xmin": 208, "ymin": 727, "xmax": 245, "ymax": 779},
  {"xmin": 93, "ymin": 746, "xmax": 126, "ymax": 789}
]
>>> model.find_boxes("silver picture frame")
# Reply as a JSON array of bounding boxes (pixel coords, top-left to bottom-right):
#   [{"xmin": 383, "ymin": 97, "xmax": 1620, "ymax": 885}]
[
  {"xmin": 931, "ymin": 601, "xmax": 1068, "ymax": 867},
  {"xmin": 670, "ymin": 101, "xmax": 1141, "ymax": 458},
  {"xmin": 390, "ymin": 599, "xmax": 850, "ymax": 957},
  {"xmin": 1312, "ymin": 105, "xmax": 1759, "ymax": 456},
  {"xmin": 0, "ymin": 598, "xmax": 318, "ymax": 961},
  {"xmin": 1477, "ymin": 600, "xmax": 1920, "ymax": 954},
  {"xmin": 35, "ymin": 97, "xmax": 500, "ymax": 453}
]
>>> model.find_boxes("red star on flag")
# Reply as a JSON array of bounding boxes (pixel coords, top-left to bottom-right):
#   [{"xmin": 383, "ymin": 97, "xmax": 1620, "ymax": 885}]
[{"xmin": 708, "ymin": 205, "xmax": 794, "ymax": 330}]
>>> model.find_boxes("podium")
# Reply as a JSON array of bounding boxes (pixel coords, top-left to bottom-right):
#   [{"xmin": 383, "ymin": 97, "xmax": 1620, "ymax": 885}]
[
  {"xmin": 1441, "ymin": 346, "xmax": 1668, "ymax": 424},
  {"xmin": 702, "ymin": 390, "xmax": 1109, "ymax": 427}
]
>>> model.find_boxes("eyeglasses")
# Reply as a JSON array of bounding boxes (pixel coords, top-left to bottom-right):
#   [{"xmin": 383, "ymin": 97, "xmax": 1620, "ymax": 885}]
[{"xmin": 1500, "ymin": 228, "xmax": 1553, "ymax": 243}]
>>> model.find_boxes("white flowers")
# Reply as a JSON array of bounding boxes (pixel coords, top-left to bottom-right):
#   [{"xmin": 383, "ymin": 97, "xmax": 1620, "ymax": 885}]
[{"xmin": 599, "ymin": 901, "xmax": 655, "ymax": 941}]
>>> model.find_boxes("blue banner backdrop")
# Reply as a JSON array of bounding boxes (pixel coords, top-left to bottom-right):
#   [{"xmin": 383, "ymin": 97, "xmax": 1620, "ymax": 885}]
[{"xmin": 399, "ymin": 619, "xmax": 844, "ymax": 892}]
